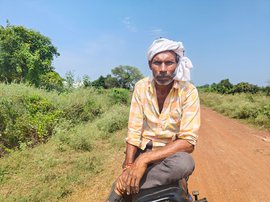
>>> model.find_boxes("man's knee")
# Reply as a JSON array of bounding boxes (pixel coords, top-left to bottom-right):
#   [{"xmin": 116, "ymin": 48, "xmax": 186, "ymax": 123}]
[{"xmin": 164, "ymin": 152, "xmax": 195, "ymax": 177}]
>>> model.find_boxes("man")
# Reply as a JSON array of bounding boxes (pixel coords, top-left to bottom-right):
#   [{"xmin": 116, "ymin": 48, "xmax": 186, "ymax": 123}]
[{"xmin": 107, "ymin": 38, "xmax": 200, "ymax": 202}]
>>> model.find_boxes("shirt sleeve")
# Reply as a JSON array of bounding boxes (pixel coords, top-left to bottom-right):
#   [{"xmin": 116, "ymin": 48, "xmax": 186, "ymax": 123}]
[
  {"xmin": 125, "ymin": 85, "xmax": 144, "ymax": 147},
  {"xmin": 177, "ymin": 85, "xmax": 201, "ymax": 145}
]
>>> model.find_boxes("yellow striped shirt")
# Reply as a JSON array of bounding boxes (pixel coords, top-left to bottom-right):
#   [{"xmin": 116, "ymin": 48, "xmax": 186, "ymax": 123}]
[{"xmin": 126, "ymin": 77, "xmax": 200, "ymax": 150}]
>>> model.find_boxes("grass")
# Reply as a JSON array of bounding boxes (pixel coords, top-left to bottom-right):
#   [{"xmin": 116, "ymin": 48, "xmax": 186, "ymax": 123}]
[
  {"xmin": 0, "ymin": 83, "xmax": 130, "ymax": 156},
  {"xmin": 0, "ymin": 116, "xmax": 127, "ymax": 201},
  {"xmin": 199, "ymin": 92, "xmax": 270, "ymax": 130},
  {"xmin": 0, "ymin": 84, "xmax": 129, "ymax": 201}
]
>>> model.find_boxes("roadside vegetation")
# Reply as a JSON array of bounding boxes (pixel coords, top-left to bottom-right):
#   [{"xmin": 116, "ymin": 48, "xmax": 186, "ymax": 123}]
[
  {"xmin": 0, "ymin": 83, "xmax": 128, "ymax": 155},
  {"xmin": 0, "ymin": 83, "xmax": 129, "ymax": 201},
  {"xmin": 198, "ymin": 79, "xmax": 270, "ymax": 130},
  {"xmin": 0, "ymin": 23, "xmax": 141, "ymax": 201}
]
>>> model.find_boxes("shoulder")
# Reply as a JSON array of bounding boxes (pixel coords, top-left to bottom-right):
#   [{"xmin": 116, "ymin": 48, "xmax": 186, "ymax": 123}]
[
  {"xmin": 134, "ymin": 77, "xmax": 150, "ymax": 91},
  {"xmin": 177, "ymin": 81, "xmax": 199, "ymax": 97},
  {"xmin": 178, "ymin": 81, "xmax": 197, "ymax": 91}
]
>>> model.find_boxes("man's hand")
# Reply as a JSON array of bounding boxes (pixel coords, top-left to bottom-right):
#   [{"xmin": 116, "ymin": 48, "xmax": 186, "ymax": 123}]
[
  {"xmin": 124, "ymin": 155, "xmax": 148, "ymax": 195},
  {"xmin": 115, "ymin": 154, "xmax": 148, "ymax": 196},
  {"xmin": 115, "ymin": 169, "xmax": 129, "ymax": 195}
]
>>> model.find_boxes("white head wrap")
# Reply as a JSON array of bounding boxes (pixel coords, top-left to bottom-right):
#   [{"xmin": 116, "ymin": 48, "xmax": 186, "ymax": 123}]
[{"xmin": 147, "ymin": 38, "xmax": 193, "ymax": 81}]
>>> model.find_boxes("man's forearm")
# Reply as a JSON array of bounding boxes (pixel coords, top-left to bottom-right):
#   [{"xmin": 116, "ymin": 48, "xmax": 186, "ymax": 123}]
[
  {"xmin": 137, "ymin": 139, "xmax": 194, "ymax": 165},
  {"xmin": 123, "ymin": 143, "xmax": 138, "ymax": 168}
]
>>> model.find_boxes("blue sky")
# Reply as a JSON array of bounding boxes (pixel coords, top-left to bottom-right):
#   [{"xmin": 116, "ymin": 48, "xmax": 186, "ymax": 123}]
[{"xmin": 0, "ymin": 0, "xmax": 269, "ymax": 86}]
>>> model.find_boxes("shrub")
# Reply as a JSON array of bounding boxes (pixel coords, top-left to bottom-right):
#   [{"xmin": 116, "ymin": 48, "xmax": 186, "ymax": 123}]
[
  {"xmin": 199, "ymin": 92, "xmax": 270, "ymax": 130},
  {"xmin": 231, "ymin": 103, "xmax": 258, "ymax": 119},
  {"xmin": 0, "ymin": 84, "xmax": 110, "ymax": 155},
  {"xmin": 63, "ymin": 98, "xmax": 103, "ymax": 124},
  {"xmin": 0, "ymin": 94, "xmax": 62, "ymax": 155},
  {"xmin": 69, "ymin": 134, "xmax": 93, "ymax": 151},
  {"xmin": 255, "ymin": 114, "xmax": 270, "ymax": 126},
  {"xmin": 56, "ymin": 125, "xmax": 94, "ymax": 152},
  {"xmin": 260, "ymin": 104, "xmax": 270, "ymax": 117},
  {"xmin": 75, "ymin": 156, "xmax": 103, "ymax": 173},
  {"xmin": 58, "ymin": 88, "xmax": 109, "ymax": 124},
  {"xmin": 108, "ymin": 88, "xmax": 130, "ymax": 105},
  {"xmin": 96, "ymin": 105, "xmax": 129, "ymax": 138},
  {"xmin": 22, "ymin": 95, "xmax": 62, "ymax": 141}
]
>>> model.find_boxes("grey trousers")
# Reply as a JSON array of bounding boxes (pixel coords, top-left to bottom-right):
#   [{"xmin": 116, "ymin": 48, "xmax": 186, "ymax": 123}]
[
  {"xmin": 137, "ymin": 143, "xmax": 195, "ymax": 189},
  {"xmin": 106, "ymin": 143, "xmax": 195, "ymax": 202}
]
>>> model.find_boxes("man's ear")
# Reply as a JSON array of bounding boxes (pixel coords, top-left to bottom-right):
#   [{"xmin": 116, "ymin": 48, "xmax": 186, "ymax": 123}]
[{"xmin": 148, "ymin": 61, "xmax": 152, "ymax": 70}]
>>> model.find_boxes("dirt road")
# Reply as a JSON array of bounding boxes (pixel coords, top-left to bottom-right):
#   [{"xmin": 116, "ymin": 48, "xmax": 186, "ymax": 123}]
[
  {"xmin": 66, "ymin": 107, "xmax": 270, "ymax": 202},
  {"xmin": 189, "ymin": 107, "xmax": 270, "ymax": 202}
]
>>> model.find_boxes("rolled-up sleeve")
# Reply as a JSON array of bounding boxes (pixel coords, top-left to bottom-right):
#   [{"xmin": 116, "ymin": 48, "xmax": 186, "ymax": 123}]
[
  {"xmin": 125, "ymin": 85, "xmax": 144, "ymax": 147},
  {"xmin": 177, "ymin": 86, "xmax": 200, "ymax": 145}
]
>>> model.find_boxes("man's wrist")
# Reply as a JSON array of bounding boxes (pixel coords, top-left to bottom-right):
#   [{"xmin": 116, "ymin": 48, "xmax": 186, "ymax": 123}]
[
  {"xmin": 123, "ymin": 163, "xmax": 133, "ymax": 171},
  {"xmin": 137, "ymin": 152, "xmax": 150, "ymax": 165}
]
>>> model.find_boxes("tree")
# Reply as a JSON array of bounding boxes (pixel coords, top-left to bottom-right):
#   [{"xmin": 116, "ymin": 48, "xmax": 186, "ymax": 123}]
[
  {"xmin": 104, "ymin": 74, "xmax": 119, "ymax": 89},
  {"xmin": 111, "ymin": 65, "xmax": 143, "ymax": 89},
  {"xmin": 210, "ymin": 82, "xmax": 218, "ymax": 92},
  {"xmin": 216, "ymin": 79, "xmax": 234, "ymax": 94},
  {"xmin": 91, "ymin": 75, "xmax": 106, "ymax": 88},
  {"xmin": 233, "ymin": 82, "xmax": 259, "ymax": 94},
  {"xmin": 263, "ymin": 80, "xmax": 270, "ymax": 96},
  {"xmin": 64, "ymin": 71, "xmax": 74, "ymax": 88},
  {"xmin": 82, "ymin": 74, "xmax": 91, "ymax": 87},
  {"xmin": 91, "ymin": 74, "xmax": 119, "ymax": 89},
  {"xmin": 40, "ymin": 71, "xmax": 63, "ymax": 91},
  {"xmin": 0, "ymin": 23, "xmax": 60, "ymax": 86},
  {"xmin": 197, "ymin": 84, "xmax": 210, "ymax": 92},
  {"xmin": 264, "ymin": 86, "xmax": 270, "ymax": 96}
]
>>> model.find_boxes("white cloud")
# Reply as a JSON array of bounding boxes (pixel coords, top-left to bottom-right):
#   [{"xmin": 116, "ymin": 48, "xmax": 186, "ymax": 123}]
[
  {"xmin": 150, "ymin": 28, "xmax": 168, "ymax": 37},
  {"xmin": 122, "ymin": 17, "xmax": 137, "ymax": 32}
]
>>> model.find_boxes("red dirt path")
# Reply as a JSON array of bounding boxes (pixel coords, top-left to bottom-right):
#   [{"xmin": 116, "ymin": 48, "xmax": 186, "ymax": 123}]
[{"xmin": 189, "ymin": 107, "xmax": 270, "ymax": 202}]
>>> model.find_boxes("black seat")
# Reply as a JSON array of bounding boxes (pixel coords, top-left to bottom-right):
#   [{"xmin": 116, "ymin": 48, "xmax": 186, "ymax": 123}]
[{"xmin": 133, "ymin": 181, "xmax": 192, "ymax": 202}]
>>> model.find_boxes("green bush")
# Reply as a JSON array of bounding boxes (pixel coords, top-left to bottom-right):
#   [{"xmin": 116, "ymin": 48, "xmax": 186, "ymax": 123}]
[
  {"xmin": 0, "ymin": 83, "xmax": 131, "ymax": 201},
  {"xmin": 108, "ymin": 88, "xmax": 130, "ymax": 104},
  {"xmin": 63, "ymin": 98, "xmax": 103, "ymax": 124},
  {"xmin": 0, "ymin": 84, "xmax": 115, "ymax": 155},
  {"xmin": 56, "ymin": 124, "xmax": 94, "ymax": 152},
  {"xmin": 22, "ymin": 94, "xmax": 62, "ymax": 141},
  {"xmin": 199, "ymin": 92, "xmax": 270, "ymax": 130},
  {"xmin": 0, "ymin": 94, "xmax": 62, "ymax": 155},
  {"xmin": 75, "ymin": 156, "xmax": 103, "ymax": 173},
  {"xmin": 255, "ymin": 114, "xmax": 270, "ymax": 126},
  {"xmin": 261, "ymin": 104, "xmax": 270, "ymax": 117},
  {"xmin": 96, "ymin": 105, "xmax": 129, "ymax": 138},
  {"xmin": 58, "ymin": 88, "xmax": 110, "ymax": 124},
  {"xmin": 231, "ymin": 102, "xmax": 258, "ymax": 119},
  {"xmin": 68, "ymin": 132, "xmax": 93, "ymax": 152}
]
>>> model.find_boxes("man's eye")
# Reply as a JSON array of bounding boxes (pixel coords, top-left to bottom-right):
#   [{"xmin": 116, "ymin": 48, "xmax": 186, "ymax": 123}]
[
  {"xmin": 153, "ymin": 61, "xmax": 161, "ymax": 66},
  {"xmin": 165, "ymin": 61, "xmax": 175, "ymax": 65}
]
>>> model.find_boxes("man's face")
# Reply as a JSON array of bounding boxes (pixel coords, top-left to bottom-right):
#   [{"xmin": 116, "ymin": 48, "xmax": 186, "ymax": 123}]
[{"xmin": 150, "ymin": 51, "xmax": 178, "ymax": 85}]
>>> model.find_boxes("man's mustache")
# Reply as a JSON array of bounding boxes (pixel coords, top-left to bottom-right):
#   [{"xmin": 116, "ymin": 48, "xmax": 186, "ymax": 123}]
[{"xmin": 156, "ymin": 74, "xmax": 173, "ymax": 79}]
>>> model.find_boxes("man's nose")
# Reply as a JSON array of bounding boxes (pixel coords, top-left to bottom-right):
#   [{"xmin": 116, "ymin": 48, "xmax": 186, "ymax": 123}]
[{"xmin": 160, "ymin": 63, "xmax": 167, "ymax": 72}]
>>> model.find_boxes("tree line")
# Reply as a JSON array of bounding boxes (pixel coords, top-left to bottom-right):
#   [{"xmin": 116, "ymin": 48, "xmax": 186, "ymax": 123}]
[
  {"xmin": 0, "ymin": 23, "xmax": 143, "ymax": 91},
  {"xmin": 198, "ymin": 79, "xmax": 270, "ymax": 95},
  {"xmin": 65, "ymin": 65, "xmax": 143, "ymax": 90},
  {"xmin": 2, "ymin": 23, "xmax": 268, "ymax": 95}
]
